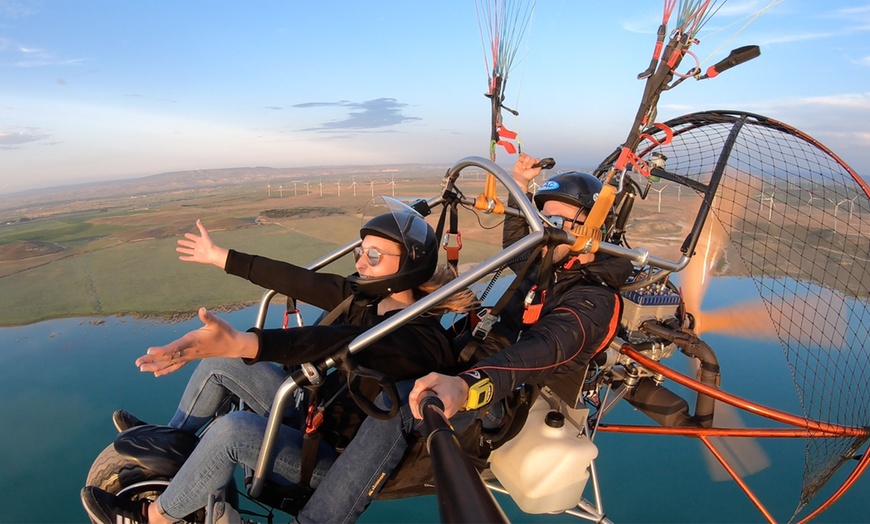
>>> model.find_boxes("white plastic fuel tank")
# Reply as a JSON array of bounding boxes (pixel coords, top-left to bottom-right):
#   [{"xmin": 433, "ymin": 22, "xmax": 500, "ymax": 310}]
[{"xmin": 489, "ymin": 396, "xmax": 598, "ymax": 514}]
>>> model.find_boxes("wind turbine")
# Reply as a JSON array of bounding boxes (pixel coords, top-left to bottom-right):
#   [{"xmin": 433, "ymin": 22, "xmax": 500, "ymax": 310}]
[
  {"xmin": 806, "ymin": 190, "xmax": 821, "ymax": 207},
  {"xmin": 835, "ymin": 195, "xmax": 858, "ymax": 232},
  {"xmin": 369, "ymin": 178, "xmax": 375, "ymax": 198},
  {"xmin": 318, "ymin": 179, "xmax": 324, "ymax": 197},
  {"xmin": 336, "ymin": 180, "xmax": 341, "ymax": 198},
  {"xmin": 651, "ymin": 184, "xmax": 668, "ymax": 213},
  {"xmin": 389, "ymin": 175, "xmax": 397, "ymax": 197},
  {"xmin": 267, "ymin": 183, "xmax": 271, "ymax": 197},
  {"xmin": 278, "ymin": 184, "xmax": 283, "ymax": 198},
  {"xmin": 760, "ymin": 191, "xmax": 775, "ymax": 221},
  {"xmin": 350, "ymin": 177, "xmax": 358, "ymax": 197},
  {"xmin": 293, "ymin": 181, "xmax": 298, "ymax": 197},
  {"xmin": 529, "ymin": 179, "xmax": 539, "ymax": 194},
  {"xmin": 304, "ymin": 180, "xmax": 311, "ymax": 196}
]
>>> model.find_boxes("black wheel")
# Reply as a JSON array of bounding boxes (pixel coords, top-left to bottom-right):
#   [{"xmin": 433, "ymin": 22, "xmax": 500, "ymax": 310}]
[
  {"xmin": 84, "ymin": 443, "xmax": 223, "ymax": 523},
  {"xmin": 85, "ymin": 443, "xmax": 164, "ymax": 494}
]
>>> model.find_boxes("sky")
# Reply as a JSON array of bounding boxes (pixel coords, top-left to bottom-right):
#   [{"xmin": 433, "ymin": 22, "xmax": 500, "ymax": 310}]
[{"xmin": 1, "ymin": 0, "xmax": 869, "ymax": 195}]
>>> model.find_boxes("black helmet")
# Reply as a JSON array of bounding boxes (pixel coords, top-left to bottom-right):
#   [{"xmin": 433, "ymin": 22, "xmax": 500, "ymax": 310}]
[
  {"xmin": 533, "ymin": 171, "xmax": 603, "ymax": 211},
  {"xmin": 347, "ymin": 200, "xmax": 438, "ymax": 297}
]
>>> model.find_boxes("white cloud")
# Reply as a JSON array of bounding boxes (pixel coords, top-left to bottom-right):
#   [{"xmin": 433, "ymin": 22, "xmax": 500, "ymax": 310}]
[
  {"xmin": 792, "ymin": 92, "xmax": 870, "ymax": 110},
  {"xmin": 0, "ymin": 127, "xmax": 51, "ymax": 148},
  {"xmin": 0, "ymin": 38, "xmax": 86, "ymax": 67}
]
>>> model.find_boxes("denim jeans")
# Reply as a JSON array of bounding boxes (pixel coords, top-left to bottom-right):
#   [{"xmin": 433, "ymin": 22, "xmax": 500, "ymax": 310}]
[
  {"xmin": 294, "ymin": 382, "xmax": 503, "ymax": 524},
  {"xmin": 168, "ymin": 358, "xmax": 287, "ymax": 433},
  {"xmin": 156, "ymin": 410, "xmax": 338, "ymax": 520}
]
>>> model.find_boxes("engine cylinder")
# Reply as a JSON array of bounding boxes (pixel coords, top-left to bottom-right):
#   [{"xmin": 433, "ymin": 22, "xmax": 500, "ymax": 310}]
[{"xmin": 625, "ymin": 378, "xmax": 694, "ymax": 427}]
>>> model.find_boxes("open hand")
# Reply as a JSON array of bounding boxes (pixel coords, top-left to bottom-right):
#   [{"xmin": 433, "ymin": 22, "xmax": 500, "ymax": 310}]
[
  {"xmin": 177, "ymin": 220, "xmax": 230, "ymax": 269},
  {"xmin": 136, "ymin": 307, "xmax": 257, "ymax": 377}
]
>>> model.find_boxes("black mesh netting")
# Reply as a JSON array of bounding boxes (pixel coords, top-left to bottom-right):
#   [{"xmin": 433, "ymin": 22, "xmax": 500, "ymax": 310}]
[{"xmin": 621, "ymin": 110, "xmax": 870, "ymax": 516}]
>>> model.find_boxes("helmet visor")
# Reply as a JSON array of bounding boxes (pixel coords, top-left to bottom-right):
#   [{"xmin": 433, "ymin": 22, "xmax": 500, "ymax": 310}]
[{"xmin": 360, "ymin": 196, "xmax": 430, "ymax": 258}]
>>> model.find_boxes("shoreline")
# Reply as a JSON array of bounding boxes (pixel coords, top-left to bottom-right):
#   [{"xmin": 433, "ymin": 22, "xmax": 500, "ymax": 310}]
[{"xmin": 0, "ymin": 301, "xmax": 260, "ymax": 329}]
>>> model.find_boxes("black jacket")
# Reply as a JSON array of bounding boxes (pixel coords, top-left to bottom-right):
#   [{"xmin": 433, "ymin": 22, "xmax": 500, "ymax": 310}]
[
  {"xmin": 466, "ymin": 196, "xmax": 633, "ymax": 407},
  {"xmin": 225, "ymin": 250, "xmax": 454, "ymax": 379},
  {"xmin": 224, "ymin": 249, "xmax": 455, "ymax": 447}
]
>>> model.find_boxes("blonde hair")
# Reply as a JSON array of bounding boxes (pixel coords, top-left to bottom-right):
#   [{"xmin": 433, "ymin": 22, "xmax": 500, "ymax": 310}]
[{"xmin": 415, "ymin": 263, "xmax": 479, "ymax": 315}]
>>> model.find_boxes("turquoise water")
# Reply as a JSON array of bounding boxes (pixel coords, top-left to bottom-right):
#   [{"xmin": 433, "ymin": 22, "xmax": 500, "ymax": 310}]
[{"xmin": 1, "ymin": 281, "xmax": 868, "ymax": 523}]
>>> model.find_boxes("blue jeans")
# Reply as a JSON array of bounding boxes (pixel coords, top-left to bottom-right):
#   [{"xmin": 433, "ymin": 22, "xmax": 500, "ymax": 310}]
[
  {"xmin": 169, "ymin": 358, "xmax": 287, "ymax": 433},
  {"xmin": 156, "ymin": 410, "xmax": 339, "ymax": 520},
  {"xmin": 294, "ymin": 383, "xmax": 503, "ymax": 523}
]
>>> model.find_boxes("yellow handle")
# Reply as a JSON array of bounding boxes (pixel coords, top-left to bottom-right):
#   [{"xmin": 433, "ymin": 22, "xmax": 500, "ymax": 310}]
[
  {"xmin": 569, "ymin": 179, "xmax": 615, "ymax": 253},
  {"xmin": 474, "ymin": 173, "xmax": 505, "ymax": 214}
]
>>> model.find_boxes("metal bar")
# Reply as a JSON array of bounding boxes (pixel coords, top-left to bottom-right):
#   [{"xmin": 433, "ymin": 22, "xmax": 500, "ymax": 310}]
[
  {"xmin": 249, "ymin": 368, "xmax": 307, "ymax": 497},
  {"xmin": 251, "ymin": 157, "xmax": 543, "ymax": 496},
  {"xmin": 796, "ymin": 448, "xmax": 870, "ymax": 524},
  {"xmin": 700, "ymin": 435, "xmax": 776, "ymax": 524},
  {"xmin": 345, "ymin": 233, "xmax": 543, "ymax": 356},
  {"xmin": 253, "ymin": 193, "xmax": 448, "ymax": 329},
  {"xmin": 598, "ymin": 425, "xmax": 838, "ymax": 438},
  {"xmin": 620, "ymin": 345, "xmax": 870, "ymax": 437},
  {"xmin": 679, "ymin": 114, "xmax": 747, "ymax": 257}
]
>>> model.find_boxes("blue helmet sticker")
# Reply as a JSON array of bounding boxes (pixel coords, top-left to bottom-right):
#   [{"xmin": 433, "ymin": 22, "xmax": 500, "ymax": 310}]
[{"xmin": 539, "ymin": 180, "xmax": 560, "ymax": 191}]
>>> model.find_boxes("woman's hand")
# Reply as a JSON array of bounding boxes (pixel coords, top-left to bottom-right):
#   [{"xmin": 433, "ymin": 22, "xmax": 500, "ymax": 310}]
[
  {"xmin": 177, "ymin": 219, "xmax": 230, "ymax": 269},
  {"xmin": 135, "ymin": 308, "xmax": 258, "ymax": 377},
  {"xmin": 409, "ymin": 372, "xmax": 470, "ymax": 420}
]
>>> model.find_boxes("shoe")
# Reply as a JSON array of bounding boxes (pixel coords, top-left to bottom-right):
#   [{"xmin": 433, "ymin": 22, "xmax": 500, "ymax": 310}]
[
  {"xmin": 113, "ymin": 410, "xmax": 147, "ymax": 432},
  {"xmin": 81, "ymin": 486, "xmax": 149, "ymax": 524}
]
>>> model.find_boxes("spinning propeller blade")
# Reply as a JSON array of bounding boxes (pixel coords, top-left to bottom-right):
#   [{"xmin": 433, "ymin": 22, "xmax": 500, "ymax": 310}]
[{"xmin": 680, "ymin": 222, "xmax": 771, "ymax": 480}]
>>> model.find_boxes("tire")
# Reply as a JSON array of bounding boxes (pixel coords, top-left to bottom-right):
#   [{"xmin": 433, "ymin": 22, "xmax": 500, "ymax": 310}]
[
  {"xmin": 84, "ymin": 443, "xmax": 222, "ymax": 523},
  {"xmin": 85, "ymin": 443, "xmax": 165, "ymax": 494}
]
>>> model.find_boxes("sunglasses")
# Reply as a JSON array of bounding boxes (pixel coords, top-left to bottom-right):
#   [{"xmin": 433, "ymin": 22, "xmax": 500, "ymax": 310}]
[
  {"xmin": 352, "ymin": 246, "xmax": 402, "ymax": 266},
  {"xmin": 543, "ymin": 213, "xmax": 586, "ymax": 230}
]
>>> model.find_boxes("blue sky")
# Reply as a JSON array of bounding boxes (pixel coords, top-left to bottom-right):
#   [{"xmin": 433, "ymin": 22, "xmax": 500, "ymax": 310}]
[{"xmin": 1, "ymin": 0, "xmax": 869, "ymax": 195}]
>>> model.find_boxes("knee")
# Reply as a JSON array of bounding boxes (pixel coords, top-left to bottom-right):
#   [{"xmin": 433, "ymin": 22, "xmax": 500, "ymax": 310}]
[
  {"xmin": 198, "ymin": 411, "xmax": 265, "ymax": 461},
  {"xmin": 203, "ymin": 411, "xmax": 263, "ymax": 442},
  {"xmin": 195, "ymin": 357, "xmax": 243, "ymax": 376}
]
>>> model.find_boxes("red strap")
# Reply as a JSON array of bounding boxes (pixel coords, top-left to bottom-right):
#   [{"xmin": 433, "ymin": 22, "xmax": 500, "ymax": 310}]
[
  {"xmin": 522, "ymin": 289, "xmax": 546, "ymax": 324},
  {"xmin": 522, "ymin": 303, "xmax": 543, "ymax": 324},
  {"xmin": 305, "ymin": 404, "xmax": 324, "ymax": 435},
  {"xmin": 563, "ymin": 256, "xmax": 581, "ymax": 270},
  {"xmin": 498, "ymin": 140, "xmax": 517, "ymax": 154},
  {"xmin": 497, "ymin": 125, "xmax": 517, "ymax": 140},
  {"xmin": 442, "ymin": 232, "xmax": 462, "ymax": 263}
]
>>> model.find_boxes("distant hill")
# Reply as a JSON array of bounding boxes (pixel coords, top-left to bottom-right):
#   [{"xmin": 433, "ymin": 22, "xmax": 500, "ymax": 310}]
[{"xmin": 0, "ymin": 163, "xmax": 452, "ymax": 214}]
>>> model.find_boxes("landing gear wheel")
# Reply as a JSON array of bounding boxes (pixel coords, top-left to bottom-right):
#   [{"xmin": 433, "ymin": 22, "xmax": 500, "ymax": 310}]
[{"xmin": 85, "ymin": 443, "xmax": 164, "ymax": 494}]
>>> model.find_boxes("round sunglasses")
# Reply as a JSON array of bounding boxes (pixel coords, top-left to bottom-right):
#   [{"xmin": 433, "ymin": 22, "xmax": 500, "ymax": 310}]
[{"xmin": 352, "ymin": 246, "xmax": 402, "ymax": 266}]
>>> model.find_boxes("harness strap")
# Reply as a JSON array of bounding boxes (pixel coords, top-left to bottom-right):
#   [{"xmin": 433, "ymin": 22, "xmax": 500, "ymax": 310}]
[
  {"xmin": 435, "ymin": 196, "xmax": 462, "ymax": 269},
  {"xmin": 460, "ymin": 244, "xmax": 543, "ymax": 363},
  {"xmin": 315, "ymin": 295, "xmax": 354, "ymax": 327},
  {"xmin": 297, "ymin": 389, "xmax": 322, "ymax": 490},
  {"xmin": 295, "ymin": 294, "xmax": 356, "ymax": 489}
]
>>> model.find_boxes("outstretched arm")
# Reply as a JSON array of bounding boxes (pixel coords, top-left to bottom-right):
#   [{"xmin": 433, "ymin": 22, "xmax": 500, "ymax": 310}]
[
  {"xmin": 176, "ymin": 219, "xmax": 230, "ymax": 269},
  {"xmin": 135, "ymin": 307, "xmax": 258, "ymax": 377}
]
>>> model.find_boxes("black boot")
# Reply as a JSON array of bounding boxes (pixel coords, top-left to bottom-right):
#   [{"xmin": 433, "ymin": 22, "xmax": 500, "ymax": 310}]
[
  {"xmin": 81, "ymin": 486, "xmax": 149, "ymax": 524},
  {"xmin": 112, "ymin": 410, "xmax": 147, "ymax": 432}
]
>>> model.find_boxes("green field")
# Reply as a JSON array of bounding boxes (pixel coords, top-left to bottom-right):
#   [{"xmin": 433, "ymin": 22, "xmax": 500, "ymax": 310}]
[{"xmin": 0, "ymin": 175, "xmax": 506, "ymax": 327}]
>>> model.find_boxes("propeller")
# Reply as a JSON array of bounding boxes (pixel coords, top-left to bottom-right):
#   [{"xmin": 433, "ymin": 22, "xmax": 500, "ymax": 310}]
[{"xmin": 679, "ymin": 219, "xmax": 771, "ymax": 481}]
